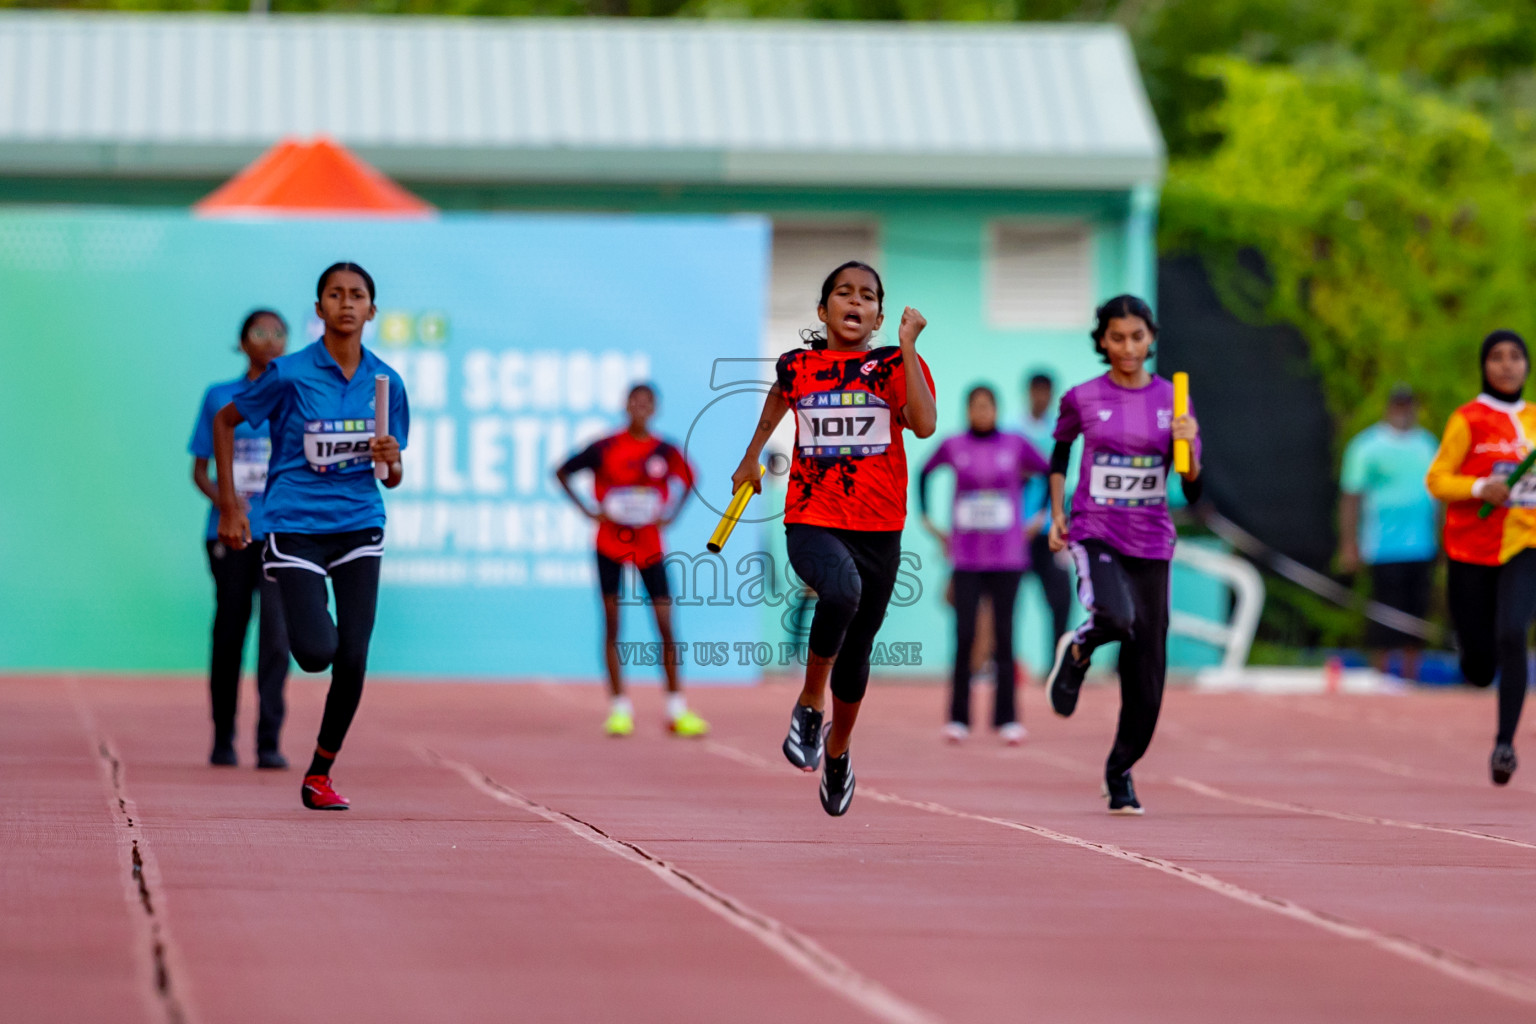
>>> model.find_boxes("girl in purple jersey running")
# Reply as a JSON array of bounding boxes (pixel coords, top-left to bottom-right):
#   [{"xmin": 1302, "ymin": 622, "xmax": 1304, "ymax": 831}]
[
  {"xmin": 920, "ymin": 385, "xmax": 1049, "ymax": 745},
  {"xmin": 1043, "ymin": 295, "xmax": 1202, "ymax": 815}
]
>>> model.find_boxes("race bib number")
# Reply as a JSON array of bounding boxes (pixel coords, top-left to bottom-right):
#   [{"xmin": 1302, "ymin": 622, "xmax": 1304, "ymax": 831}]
[
  {"xmin": 602, "ymin": 487, "xmax": 663, "ymax": 526},
  {"xmin": 954, "ymin": 491, "xmax": 1014, "ymax": 532},
  {"xmin": 1088, "ymin": 453, "xmax": 1166, "ymax": 507},
  {"xmin": 1493, "ymin": 461, "xmax": 1536, "ymax": 508},
  {"xmin": 304, "ymin": 419, "xmax": 375, "ymax": 474},
  {"xmin": 231, "ymin": 437, "xmax": 271, "ymax": 496},
  {"xmin": 796, "ymin": 391, "xmax": 892, "ymax": 459}
]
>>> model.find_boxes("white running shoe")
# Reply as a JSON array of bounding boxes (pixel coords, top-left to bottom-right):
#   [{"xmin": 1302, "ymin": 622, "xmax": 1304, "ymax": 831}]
[
  {"xmin": 998, "ymin": 722, "xmax": 1027, "ymax": 746},
  {"xmin": 942, "ymin": 721, "xmax": 970, "ymax": 744}
]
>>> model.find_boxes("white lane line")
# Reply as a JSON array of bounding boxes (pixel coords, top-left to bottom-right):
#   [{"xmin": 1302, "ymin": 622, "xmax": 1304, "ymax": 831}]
[
  {"xmin": 1167, "ymin": 776, "xmax": 1536, "ymax": 851},
  {"xmin": 701, "ymin": 739, "xmax": 1536, "ymax": 1008},
  {"xmin": 418, "ymin": 744, "xmax": 943, "ymax": 1024},
  {"xmin": 67, "ymin": 678, "xmax": 199, "ymax": 1024},
  {"xmin": 1002, "ymin": 742, "xmax": 1536, "ymax": 853}
]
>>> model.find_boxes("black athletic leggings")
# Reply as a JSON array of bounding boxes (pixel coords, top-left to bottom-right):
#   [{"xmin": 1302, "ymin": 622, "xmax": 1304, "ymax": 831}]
[
  {"xmin": 786, "ymin": 524, "xmax": 902, "ymax": 705},
  {"xmin": 206, "ymin": 540, "xmax": 289, "ymax": 752},
  {"xmin": 1027, "ymin": 532, "xmax": 1072, "ymax": 662},
  {"xmin": 264, "ymin": 530, "xmax": 383, "ymax": 756},
  {"xmin": 1447, "ymin": 553, "xmax": 1535, "ymax": 745},
  {"xmin": 1068, "ymin": 538, "xmax": 1170, "ymax": 780},
  {"xmin": 949, "ymin": 569, "xmax": 1023, "ymax": 728}
]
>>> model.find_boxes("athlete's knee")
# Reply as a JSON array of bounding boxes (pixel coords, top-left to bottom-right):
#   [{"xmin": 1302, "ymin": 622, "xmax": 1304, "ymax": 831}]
[
  {"xmin": 1462, "ymin": 660, "xmax": 1496, "ymax": 688},
  {"xmin": 289, "ymin": 635, "xmax": 336, "ymax": 674},
  {"xmin": 830, "ymin": 663, "xmax": 870, "ymax": 705},
  {"xmin": 1096, "ymin": 609, "xmax": 1135, "ymax": 640}
]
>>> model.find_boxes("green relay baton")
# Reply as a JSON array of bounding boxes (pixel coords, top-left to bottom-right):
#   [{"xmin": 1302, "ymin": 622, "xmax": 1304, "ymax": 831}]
[{"xmin": 1479, "ymin": 447, "xmax": 1536, "ymax": 518}]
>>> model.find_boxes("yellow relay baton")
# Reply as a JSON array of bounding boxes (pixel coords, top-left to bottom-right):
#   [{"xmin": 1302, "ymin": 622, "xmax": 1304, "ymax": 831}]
[
  {"xmin": 707, "ymin": 464, "xmax": 765, "ymax": 554},
  {"xmin": 1172, "ymin": 372, "xmax": 1191, "ymax": 475}
]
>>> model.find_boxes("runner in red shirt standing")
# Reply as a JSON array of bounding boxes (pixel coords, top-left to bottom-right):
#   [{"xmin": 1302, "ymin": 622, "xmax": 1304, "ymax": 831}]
[
  {"xmin": 557, "ymin": 384, "xmax": 709, "ymax": 738},
  {"xmin": 730, "ymin": 262, "xmax": 936, "ymax": 815}
]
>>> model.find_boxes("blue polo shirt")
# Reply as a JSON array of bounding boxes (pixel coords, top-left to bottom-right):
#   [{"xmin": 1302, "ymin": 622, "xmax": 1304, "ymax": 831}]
[
  {"xmin": 190, "ymin": 376, "xmax": 272, "ymax": 541},
  {"xmin": 235, "ymin": 341, "xmax": 410, "ymax": 535},
  {"xmin": 1340, "ymin": 421, "xmax": 1439, "ymax": 564},
  {"xmin": 1020, "ymin": 411, "xmax": 1056, "ymax": 523}
]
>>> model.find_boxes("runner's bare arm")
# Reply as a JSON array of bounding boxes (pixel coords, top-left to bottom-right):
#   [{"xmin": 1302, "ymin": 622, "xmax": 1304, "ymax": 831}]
[
  {"xmin": 732, "ymin": 385, "xmax": 789, "ymax": 495},
  {"xmin": 897, "ymin": 307, "xmax": 936, "ymax": 438},
  {"xmin": 212, "ymin": 402, "xmax": 251, "ymax": 549},
  {"xmin": 1047, "ymin": 471, "xmax": 1069, "ymax": 553},
  {"xmin": 553, "ymin": 464, "xmax": 603, "ymax": 522},
  {"xmin": 192, "ymin": 457, "xmax": 218, "ymax": 503}
]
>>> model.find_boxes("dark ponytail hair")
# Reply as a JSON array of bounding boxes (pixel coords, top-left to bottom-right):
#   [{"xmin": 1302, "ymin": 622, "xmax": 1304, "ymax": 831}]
[
  {"xmin": 1091, "ymin": 294, "xmax": 1158, "ymax": 364},
  {"xmin": 801, "ymin": 261, "xmax": 884, "ymax": 350},
  {"xmin": 239, "ymin": 308, "xmax": 287, "ymax": 345},
  {"xmin": 317, "ymin": 261, "xmax": 376, "ymax": 303}
]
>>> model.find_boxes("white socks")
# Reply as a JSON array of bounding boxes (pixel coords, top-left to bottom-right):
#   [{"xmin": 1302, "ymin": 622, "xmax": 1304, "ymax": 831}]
[{"xmin": 610, "ymin": 695, "xmax": 687, "ymax": 719}]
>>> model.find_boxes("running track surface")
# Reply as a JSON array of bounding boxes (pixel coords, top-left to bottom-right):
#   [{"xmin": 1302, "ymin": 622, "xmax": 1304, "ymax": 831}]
[{"xmin": 6, "ymin": 675, "xmax": 1536, "ymax": 1024}]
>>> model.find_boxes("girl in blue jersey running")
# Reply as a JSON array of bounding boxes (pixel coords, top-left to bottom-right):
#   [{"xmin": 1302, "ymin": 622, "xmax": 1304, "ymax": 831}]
[{"xmin": 213, "ymin": 263, "xmax": 409, "ymax": 811}]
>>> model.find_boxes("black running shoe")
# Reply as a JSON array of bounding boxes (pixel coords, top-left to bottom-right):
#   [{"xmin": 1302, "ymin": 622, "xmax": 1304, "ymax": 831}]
[
  {"xmin": 1047, "ymin": 633, "xmax": 1089, "ymax": 718},
  {"xmin": 1104, "ymin": 772, "xmax": 1143, "ymax": 815},
  {"xmin": 209, "ymin": 742, "xmax": 237, "ymax": 767},
  {"xmin": 783, "ymin": 703, "xmax": 825, "ymax": 772},
  {"xmin": 1491, "ymin": 743, "xmax": 1518, "ymax": 786},
  {"xmin": 820, "ymin": 744, "xmax": 855, "ymax": 817}
]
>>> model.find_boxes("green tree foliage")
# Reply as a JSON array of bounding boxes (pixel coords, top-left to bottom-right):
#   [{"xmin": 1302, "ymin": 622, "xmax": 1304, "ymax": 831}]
[{"xmin": 1161, "ymin": 58, "xmax": 1536, "ymax": 435}]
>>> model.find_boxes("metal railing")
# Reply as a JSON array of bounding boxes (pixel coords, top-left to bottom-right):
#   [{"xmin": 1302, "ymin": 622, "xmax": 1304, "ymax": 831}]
[{"xmin": 1170, "ymin": 541, "xmax": 1265, "ymax": 672}]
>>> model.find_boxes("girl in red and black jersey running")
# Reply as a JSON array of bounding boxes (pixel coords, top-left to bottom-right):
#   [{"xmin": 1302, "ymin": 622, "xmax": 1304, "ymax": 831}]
[
  {"xmin": 731, "ymin": 262, "xmax": 936, "ymax": 816},
  {"xmin": 556, "ymin": 383, "xmax": 709, "ymax": 739}
]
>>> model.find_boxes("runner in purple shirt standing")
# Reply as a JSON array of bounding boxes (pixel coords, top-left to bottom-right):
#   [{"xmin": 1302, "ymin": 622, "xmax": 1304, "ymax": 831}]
[
  {"xmin": 1044, "ymin": 295, "xmax": 1203, "ymax": 815},
  {"xmin": 920, "ymin": 385, "xmax": 1049, "ymax": 745}
]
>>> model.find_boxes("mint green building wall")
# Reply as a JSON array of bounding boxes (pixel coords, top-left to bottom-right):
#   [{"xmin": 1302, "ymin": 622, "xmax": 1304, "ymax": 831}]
[{"xmin": 1, "ymin": 176, "xmax": 1215, "ymax": 679}]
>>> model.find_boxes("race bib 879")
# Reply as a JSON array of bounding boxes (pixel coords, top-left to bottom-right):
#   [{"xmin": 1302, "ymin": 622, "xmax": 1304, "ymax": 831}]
[
  {"xmin": 304, "ymin": 419, "xmax": 375, "ymax": 474},
  {"xmin": 1088, "ymin": 453, "xmax": 1166, "ymax": 507},
  {"xmin": 796, "ymin": 391, "xmax": 892, "ymax": 459}
]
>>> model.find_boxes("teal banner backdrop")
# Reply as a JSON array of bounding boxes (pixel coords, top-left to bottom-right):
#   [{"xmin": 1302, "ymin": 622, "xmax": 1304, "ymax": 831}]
[{"xmin": 0, "ymin": 211, "xmax": 770, "ymax": 679}]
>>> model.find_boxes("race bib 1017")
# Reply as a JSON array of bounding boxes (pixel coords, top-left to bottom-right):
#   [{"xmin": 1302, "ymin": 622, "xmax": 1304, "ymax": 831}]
[
  {"xmin": 304, "ymin": 419, "xmax": 375, "ymax": 474},
  {"xmin": 1088, "ymin": 453, "xmax": 1166, "ymax": 507},
  {"xmin": 796, "ymin": 391, "xmax": 892, "ymax": 459}
]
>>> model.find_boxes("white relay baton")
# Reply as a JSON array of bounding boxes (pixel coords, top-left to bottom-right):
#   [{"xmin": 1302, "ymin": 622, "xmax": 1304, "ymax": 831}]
[{"xmin": 374, "ymin": 374, "xmax": 390, "ymax": 481}]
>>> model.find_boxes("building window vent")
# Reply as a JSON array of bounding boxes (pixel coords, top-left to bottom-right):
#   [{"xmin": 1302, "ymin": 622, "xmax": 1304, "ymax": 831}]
[
  {"xmin": 987, "ymin": 222, "xmax": 1092, "ymax": 329},
  {"xmin": 767, "ymin": 223, "xmax": 879, "ymax": 354}
]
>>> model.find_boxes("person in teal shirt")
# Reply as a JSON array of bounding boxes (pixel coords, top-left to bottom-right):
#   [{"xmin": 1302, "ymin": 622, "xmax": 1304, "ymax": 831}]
[{"xmin": 1338, "ymin": 385, "xmax": 1441, "ymax": 679}]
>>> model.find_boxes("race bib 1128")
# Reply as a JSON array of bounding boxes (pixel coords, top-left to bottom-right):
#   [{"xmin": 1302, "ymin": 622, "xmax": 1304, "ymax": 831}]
[
  {"xmin": 796, "ymin": 391, "xmax": 892, "ymax": 459},
  {"xmin": 1088, "ymin": 453, "xmax": 1166, "ymax": 507},
  {"xmin": 304, "ymin": 419, "xmax": 375, "ymax": 474}
]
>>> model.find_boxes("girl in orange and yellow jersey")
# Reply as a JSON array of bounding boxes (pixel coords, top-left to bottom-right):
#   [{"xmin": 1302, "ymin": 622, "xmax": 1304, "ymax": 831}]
[{"xmin": 1426, "ymin": 330, "xmax": 1536, "ymax": 785}]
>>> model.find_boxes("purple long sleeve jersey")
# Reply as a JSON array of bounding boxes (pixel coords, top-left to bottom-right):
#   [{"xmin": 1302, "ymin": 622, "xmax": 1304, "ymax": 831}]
[
  {"xmin": 1054, "ymin": 374, "xmax": 1200, "ymax": 562},
  {"xmin": 920, "ymin": 430, "xmax": 1050, "ymax": 571}
]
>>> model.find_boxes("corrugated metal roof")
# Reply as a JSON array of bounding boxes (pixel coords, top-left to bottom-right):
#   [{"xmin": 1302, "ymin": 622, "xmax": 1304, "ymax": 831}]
[{"xmin": 0, "ymin": 12, "xmax": 1163, "ymax": 189}]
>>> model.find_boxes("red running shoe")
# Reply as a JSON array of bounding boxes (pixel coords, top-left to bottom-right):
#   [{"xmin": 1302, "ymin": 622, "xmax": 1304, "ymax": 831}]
[{"xmin": 301, "ymin": 775, "xmax": 350, "ymax": 811}]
